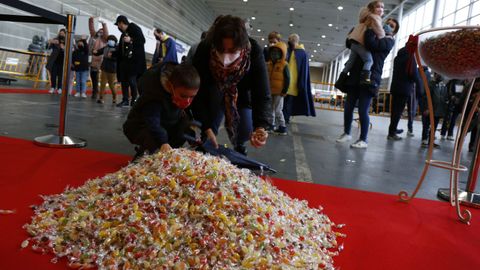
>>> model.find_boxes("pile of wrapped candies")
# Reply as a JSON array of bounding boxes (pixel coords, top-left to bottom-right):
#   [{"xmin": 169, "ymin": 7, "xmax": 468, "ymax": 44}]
[
  {"xmin": 420, "ymin": 28, "xmax": 480, "ymax": 79},
  {"xmin": 24, "ymin": 149, "xmax": 345, "ymax": 269}
]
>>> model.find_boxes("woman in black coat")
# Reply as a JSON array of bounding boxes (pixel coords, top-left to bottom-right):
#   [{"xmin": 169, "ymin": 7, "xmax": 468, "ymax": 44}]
[
  {"xmin": 192, "ymin": 15, "xmax": 271, "ymax": 155},
  {"xmin": 46, "ymin": 29, "xmax": 66, "ymax": 94},
  {"xmin": 114, "ymin": 15, "xmax": 147, "ymax": 107}
]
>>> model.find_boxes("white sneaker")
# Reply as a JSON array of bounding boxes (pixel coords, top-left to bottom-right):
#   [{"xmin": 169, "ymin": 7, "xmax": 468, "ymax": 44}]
[
  {"xmin": 441, "ymin": 135, "xmax": 446, "ymax": 140},
  {"xmin": 81, "ymin": 93, "xmax": 87, "ymax": 98},
  {"xmin": 336, "ymin": 133, "xmax": 352, "ymax": 143},
  {"xmin": 350, "ymin": 140, "xmax": 368, "ymax": 149},
  {"xmin": 407, "ymin": 131, "xmax": 414, "ymax": 137},
  {"xmin": 74, "ymin": 92, "xmax": 80, "ymax": 97},
  {"xmin": 48, "ymin": 88, "xmax": 55, "ymax": 94},
  {"xmin": 447, "ymin": 136, "xmax": 455, "ymax": 141},
  {"xmin": 57, "ymin": 88, "xmax": 62, "ymax": 94}
]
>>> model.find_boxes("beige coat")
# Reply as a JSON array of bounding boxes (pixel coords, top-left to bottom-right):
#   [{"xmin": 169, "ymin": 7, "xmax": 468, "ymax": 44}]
[
  {"xmin": 348, "ymin": 7, "xmax": 385, "ymax": 45},
  {"xmin": 88, "ymin": 17, "xmax": 108, "ymax": 70}
]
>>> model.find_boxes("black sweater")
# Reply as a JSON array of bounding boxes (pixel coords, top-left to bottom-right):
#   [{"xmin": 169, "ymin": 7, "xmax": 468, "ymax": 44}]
[
  {"xmin": 72, "ymin": 44, "xmax": 89, "ymax": 71},
  {"xmin": 191, "ymin": 38, "xmax": 272, "ymax": 132},
  {"xmin": 94, "ymin": 46, "xmax": 117, "ymax": 73}
]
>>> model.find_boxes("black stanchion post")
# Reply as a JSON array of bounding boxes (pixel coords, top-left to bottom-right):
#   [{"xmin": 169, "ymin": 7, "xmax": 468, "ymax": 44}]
[{"xmin": 33, "ymin": 14, "xmax": 87, "ymax": 148}]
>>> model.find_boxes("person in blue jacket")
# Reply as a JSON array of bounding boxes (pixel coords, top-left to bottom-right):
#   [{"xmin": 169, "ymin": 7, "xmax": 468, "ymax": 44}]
[
  {"xmin": 387, "ymin": 45, "xmax": 422, "ymax": 140},
  {"xmin": 336, "ymin": 18, "xmax": 399, "ymax": 149},
  {"xmin": 282, "ymin": 33, "xmax": 316, "ymax": 124},
  {"xmin": 152, "ymin": 28, "xmax": 178, "ymax": 65}
]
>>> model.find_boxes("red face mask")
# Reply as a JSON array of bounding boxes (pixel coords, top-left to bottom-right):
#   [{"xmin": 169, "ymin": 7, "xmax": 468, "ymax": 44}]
[{"xmin": 171, "ymin": 89, "xmax": 192, "ymax": 109}]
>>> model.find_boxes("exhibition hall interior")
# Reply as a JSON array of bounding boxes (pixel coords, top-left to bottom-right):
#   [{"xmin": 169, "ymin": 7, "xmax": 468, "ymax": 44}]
[{"xmin": 0, "ymin": 0, "xmax": 479, "ymax": 269}]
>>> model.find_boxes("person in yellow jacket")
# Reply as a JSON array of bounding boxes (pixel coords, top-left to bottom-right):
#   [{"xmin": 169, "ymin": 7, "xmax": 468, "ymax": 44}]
[{"xmin": 267, "ymin": 42, "xmax": 290, "ymax": 135}]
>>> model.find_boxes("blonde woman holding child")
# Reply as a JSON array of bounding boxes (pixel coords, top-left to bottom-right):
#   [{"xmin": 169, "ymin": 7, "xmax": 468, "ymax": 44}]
[{"xmin": 336, "ymin": 1, "xmax": 388, "ymax": 87}]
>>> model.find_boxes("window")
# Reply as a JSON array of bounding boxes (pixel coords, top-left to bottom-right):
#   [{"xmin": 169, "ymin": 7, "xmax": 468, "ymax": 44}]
[
  {"xmin": 333, "ymin": 0, "xmax": 480, "ymax": 86},
  {"xmin": 471, "ymin": 1, "xmax": 480, "ymax": 18},
  {"xmin": 455, "ymin": 6, "xmax": 469, "ymax": 25},
  {"xmin": 443, "ymin": 0, "xmax": 457, "ymax": 16},
  {"xmin": 471, "ymin": 15, "xmax": 480, "ymax": 25}
]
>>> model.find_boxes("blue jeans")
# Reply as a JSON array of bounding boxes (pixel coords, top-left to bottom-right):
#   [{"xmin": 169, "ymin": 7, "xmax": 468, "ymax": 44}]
[
  {"xmin": 211, "ymin": 105, "xmax": 253, "ymax": 146},
  {"xmin": 344, "ymin": 89, "xmax": 373, "ymax": 142},
  {"xmin": 407, "ymin": 93, "xmax": 417, "ymax": 132},
  {"xmin": 75, "ymin": 70, "xmax": 89, "ymax": 94},
  {"xmin": 343, "ymin": 42, "xmax": 373, "ymax": 73}
]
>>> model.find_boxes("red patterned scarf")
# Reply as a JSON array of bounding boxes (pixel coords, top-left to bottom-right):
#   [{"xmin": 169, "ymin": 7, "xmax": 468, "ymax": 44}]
[{"xmin": 209, "ymin": 46, "xmax": 251, "ymax": 144}]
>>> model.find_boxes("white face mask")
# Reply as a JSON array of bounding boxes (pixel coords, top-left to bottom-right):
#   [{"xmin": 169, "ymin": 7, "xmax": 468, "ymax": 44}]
[
  {"xmin": 107, "ymin": 40, "xmax": 116, "ymax": 47},
  {"xmin": 216, "ymin": 50, "xmax": 241, "ymax": 66}
]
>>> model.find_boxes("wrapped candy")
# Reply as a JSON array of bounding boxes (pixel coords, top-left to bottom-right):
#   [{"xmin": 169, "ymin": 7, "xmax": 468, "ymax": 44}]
[
  {"xmin": 24, "ymin": 149, "xmax": 344, "ymax": 269},
  {"xmin": 419, "ymin": 28, "xmax": 480, "ymax": 79}
]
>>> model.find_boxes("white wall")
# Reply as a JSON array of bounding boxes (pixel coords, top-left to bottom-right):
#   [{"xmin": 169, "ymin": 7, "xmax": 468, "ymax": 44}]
[{"xmin": 0, "ymin": 0, "xmax": 215, "ymax": 53}]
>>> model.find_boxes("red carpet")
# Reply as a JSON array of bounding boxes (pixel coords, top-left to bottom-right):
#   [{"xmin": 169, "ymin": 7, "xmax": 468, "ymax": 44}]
[
  {"xmin": 0, "ymin": 87, "xmax": 121, "ymax": 95},
  {"xmin": 0, "ymin": 136, "xmax": 479, "ymax": 269}
]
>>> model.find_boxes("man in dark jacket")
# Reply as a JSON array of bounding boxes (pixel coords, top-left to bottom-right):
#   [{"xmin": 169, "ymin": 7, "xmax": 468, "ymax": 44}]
[
  {"xmin": 114, "ymin": 15, "xmax": 147, "ymax": 107},
  {"xmin": 387, "ymin": 46, "xmax": 422, "ymax": 140},
  {"xmin": 421, "ymin": 72, "xmax": 448, "ymax": 147},
  {"xmin": 336, "ymin": 18, "xmax": 398, "ymax": 149},
  {"xmin": 123, "ymin": 62, "xmax": 200, "ymax": 160}
]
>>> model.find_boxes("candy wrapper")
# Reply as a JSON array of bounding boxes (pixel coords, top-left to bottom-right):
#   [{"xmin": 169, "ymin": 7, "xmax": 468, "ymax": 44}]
[
  {"xmin": 24, "ymin": 149, "xmax": 344, "ymax": 269},
  {"xmin": 419, "ymin": 28, "xmax": 480, "ymax": 79}
]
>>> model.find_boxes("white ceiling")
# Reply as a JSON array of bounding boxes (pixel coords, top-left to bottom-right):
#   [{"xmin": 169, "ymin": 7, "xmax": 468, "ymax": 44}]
[{"xmin": 203, "ymin": 0, "xmax": 423, "ymax": 64}]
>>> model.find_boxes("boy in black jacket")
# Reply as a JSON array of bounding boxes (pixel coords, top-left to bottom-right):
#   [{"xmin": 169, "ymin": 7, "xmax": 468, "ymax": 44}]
[{"xmin": 123, "ymin": 63, "xmax": 200, "ymax": 160}]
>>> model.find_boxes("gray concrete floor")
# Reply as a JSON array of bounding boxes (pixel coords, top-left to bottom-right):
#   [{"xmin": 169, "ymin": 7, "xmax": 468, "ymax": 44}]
[{"xmin": 0, "ymin": 89, "xmax": 476, "ymax": 201}]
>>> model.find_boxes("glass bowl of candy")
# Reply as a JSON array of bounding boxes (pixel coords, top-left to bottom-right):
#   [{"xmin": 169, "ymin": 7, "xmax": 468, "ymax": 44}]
[{"xmin": 418, "ymin": 26, "xmax": 480, "ymax": 79}]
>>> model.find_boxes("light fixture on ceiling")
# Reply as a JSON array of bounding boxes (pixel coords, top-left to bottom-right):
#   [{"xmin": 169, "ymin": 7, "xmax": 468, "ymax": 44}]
[
  {"xmin": 257, "ymin": 29, "xmax": 261, "ymax": 32},
  {"xmin": 289, "ymin": 23, "xmax": 294, "ymax": 27},
  {"xmin": 290, "ymin": 7, "xmax": 294, "ymax": 11},
  {"xmin": 337, "ymin": 6, "xmax": 343, "ymax": 11},
  {"xmin": 243, "ymin": 0, "xmax": 248, "ymax": 2},
  {"xmin": 311, "ymin": 54, "xmax": 314, "ymax": 57},
  {"xmin": 321, "ymin": 35, "xmax": 326, "ymax": 38},
  {"xmin": 314, "ymin": 50, "xmax": 317, "ymax": 52},
  {"xmin": 264, "ymin": 44, "xmax": 267, "ymax": 47},
  {"xmin": 251, "ymin": 16, "xmax": 256, "ymax": 20},
  {"xmin": 309, "ymin": 59, "xmax": 312, "ymax": 62},
  {"xmin": 261, "ymin": 37, "xmax": 265, "ymax": 41},
  {"xmin": 317, "ymin": 43, "xmax": 321, "ymax": 46},
  {"xmin": 328, "ymin": 23, "xmax": 333, "ymax": 27}
]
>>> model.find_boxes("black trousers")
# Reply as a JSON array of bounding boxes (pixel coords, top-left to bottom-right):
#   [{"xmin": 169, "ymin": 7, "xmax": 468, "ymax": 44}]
[
  {"xmin": 50, "ymin": 63, "xmax": 63, "ymax": 89},
  {"xmin": 90, "ymin": 69, "xmax": 99, "ymax": 97},
  {"xmin": 120, "ymin": 75, "xmax": 138, "ymax": 103},
  {"xmin": 283, "ymin": 95, "xmax": 294, "ymax": 124},
  {"xmin": 422, "ymin": 114, "xmax": 441, "ymax": 141},
  {"xmin": 388, "ymin": 94, "xmax": 410, "ymax": 136}
]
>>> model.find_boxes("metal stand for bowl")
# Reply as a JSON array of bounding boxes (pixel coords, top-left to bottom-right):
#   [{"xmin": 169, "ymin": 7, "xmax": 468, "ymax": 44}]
[{"xmin": 398, "ymin": 26, "xmax": 480, "ymax": 225}]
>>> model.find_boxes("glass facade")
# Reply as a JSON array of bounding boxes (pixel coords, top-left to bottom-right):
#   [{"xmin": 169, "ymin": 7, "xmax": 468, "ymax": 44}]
[{"xmin": 328, "ymin": 0, "xmax": 480, "ymax": 86}]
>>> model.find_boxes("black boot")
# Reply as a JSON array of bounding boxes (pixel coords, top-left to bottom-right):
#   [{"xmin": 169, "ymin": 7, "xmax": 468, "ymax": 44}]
[
  {"xmin": 234, "ymin": 144, "xmax": 248, "ymax": 156},
  {"xmin": 360, "ymin": 70, "xmax": 372, "ymax": 85},
  {"xmin": 132, "ymin": 146, "xmax": 145, "ymax": 162},
  {"xmin": 334, "ymin": 72, "xmax": 349, "ymax": 92}
]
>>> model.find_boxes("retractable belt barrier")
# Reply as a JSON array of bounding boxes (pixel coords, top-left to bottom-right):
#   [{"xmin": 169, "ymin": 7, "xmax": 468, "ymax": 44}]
[{"xmin": 0, "ymin": 0, "xmax": 86, "ymax": 148}]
